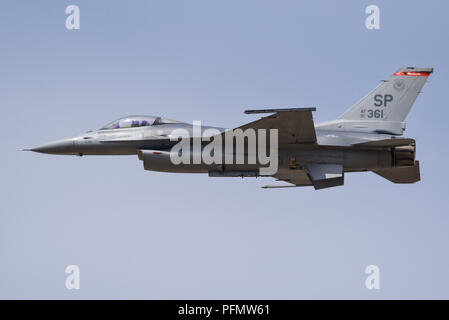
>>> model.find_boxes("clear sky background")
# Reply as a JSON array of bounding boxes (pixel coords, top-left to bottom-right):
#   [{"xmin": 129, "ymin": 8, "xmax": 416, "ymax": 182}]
[{"xmin": 1, "ymin": 0, "xmax": 448, "ymax": 299}]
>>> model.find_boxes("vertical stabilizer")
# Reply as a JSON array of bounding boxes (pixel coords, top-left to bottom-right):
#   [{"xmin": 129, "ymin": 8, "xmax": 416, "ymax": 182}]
[{"xmin": 339, "ymin": 67, "xmax": 433, "ymax": 122}]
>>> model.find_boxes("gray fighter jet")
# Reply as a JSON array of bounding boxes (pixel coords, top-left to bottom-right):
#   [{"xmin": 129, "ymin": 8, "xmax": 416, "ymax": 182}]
[{"xmin": 24, "ymin": 67, "xmax": 433, "ymax": 189}]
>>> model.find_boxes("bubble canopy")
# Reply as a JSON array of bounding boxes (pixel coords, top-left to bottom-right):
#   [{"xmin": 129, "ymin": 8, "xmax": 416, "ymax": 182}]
[{"xmin": 100, "ymin": 115, "xmax": 182, "ymax": 130}]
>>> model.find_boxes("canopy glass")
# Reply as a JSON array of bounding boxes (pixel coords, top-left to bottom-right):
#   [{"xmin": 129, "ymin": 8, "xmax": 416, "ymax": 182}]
[{"xmin": 100, "ymin": 115, "xmax": 182, "ymax": 130}]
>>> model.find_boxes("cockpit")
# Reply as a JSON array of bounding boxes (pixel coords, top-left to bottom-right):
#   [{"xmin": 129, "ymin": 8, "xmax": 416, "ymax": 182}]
[{"xmin": 100, "ymin": 115, "xmax": 182, "ymax": 130}]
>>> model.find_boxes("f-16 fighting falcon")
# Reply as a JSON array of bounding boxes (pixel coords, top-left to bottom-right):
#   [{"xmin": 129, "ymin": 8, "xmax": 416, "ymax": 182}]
[{"xmin": 23, "ymin": 67, "xmax": 433, "ymax": 189}]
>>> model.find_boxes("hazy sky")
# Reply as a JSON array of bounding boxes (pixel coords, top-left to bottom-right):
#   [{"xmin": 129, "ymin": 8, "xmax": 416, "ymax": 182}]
[{"xmin": 1, "ymin": 0, "xmax": 448, "ymax": 299}]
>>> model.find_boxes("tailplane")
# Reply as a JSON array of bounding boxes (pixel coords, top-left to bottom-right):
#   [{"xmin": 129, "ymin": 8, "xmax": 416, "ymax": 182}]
[{"xmin": 373, "ymin": 161, "xmax": 420, "ymax": 184}]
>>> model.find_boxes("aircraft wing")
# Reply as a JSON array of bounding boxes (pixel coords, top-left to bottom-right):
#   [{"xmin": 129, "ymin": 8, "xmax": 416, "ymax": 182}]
[{"xmin": 233, "ymin": 108, "xmax": 317, "ymax": 144}]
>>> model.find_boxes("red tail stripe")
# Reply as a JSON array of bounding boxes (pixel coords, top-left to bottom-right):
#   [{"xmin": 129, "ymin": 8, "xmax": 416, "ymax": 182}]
[{"xmin": 393, "ymin": 71, "xmax": 431, "ymax": 77}]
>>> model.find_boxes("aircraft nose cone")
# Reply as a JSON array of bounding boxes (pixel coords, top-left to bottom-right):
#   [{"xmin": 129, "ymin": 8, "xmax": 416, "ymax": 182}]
[{"xmin": 31, "ymin": 139, "xmax": 76, "ymax": 155}]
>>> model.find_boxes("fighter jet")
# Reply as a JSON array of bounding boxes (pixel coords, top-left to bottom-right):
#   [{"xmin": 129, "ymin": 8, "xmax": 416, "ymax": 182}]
[{"xmin": 24, "ymin": 67, "xmax": 433, "ymax": 189}]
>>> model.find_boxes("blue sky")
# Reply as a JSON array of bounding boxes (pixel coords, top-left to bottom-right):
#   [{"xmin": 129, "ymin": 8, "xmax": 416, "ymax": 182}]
[{"xmin": 1, "ymin": 0, "xmax": 448, "ymax": 298}]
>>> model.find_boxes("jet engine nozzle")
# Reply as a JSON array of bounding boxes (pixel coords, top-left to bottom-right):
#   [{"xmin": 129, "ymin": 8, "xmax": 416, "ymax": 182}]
[{"xmin": 393, "ymin": 145, "xmax": 416, "ymax": 167}]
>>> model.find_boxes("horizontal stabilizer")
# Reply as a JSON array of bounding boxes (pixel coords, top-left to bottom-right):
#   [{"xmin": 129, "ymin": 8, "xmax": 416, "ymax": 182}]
[
  {"xmin": 353, "ymin": 138, "xmax": 415, "ymax": 148},
  {"xmin": 373, "ymin": 161, "xmax": 420, "ymax": 183}
]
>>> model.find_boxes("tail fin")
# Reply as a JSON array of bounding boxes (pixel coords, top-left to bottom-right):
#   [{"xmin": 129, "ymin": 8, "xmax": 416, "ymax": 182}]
[{"xmin": 339, "ymin": 67, "xmax": 433, "ymax": 122}]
